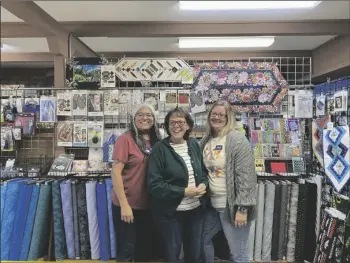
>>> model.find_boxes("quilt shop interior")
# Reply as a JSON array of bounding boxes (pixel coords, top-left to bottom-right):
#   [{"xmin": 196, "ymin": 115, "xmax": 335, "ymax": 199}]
[
  {"xmin": 0, "ymin": 1, "xmax": 350, "ymax": 262},
  {"xmin": 1, "ymin": 56, "xmax": 350, "ymax": 263}
]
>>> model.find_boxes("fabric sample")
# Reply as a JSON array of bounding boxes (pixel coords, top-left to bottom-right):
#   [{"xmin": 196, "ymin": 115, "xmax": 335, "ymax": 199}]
[
  {"xmin": 0, "ymin": 183, "xmax": 7, "ymax": 224},
  {"xmin": 283, "ymin": 182, "xmax": 292, "ymax": 257},
  {"xmin": 52, "ymin": 180, "xmax": 67, "ymax": 260},
  {"xmin": 60, "ymin": 180, "xmax": 75, "ymax": 259},
  {"xmin": 254, "ymin": 182, "xmax": 265, "ymax": 261},
  {"xmin": 19, "ymin": 184, "xmax": 40, "ymax": 260},
  {"xmin": 261, "ymin": 182, "xmax": 275, "ymax": 261},
  {"xmin": 1, "ymin": 180, "xmax": 21, "ymax": 260},
  {"xmin": 271, "ymin": 183, "xmax": 282, "ymax": 261},
  {"xmin": 312, "ymin": 116, "xmax": 329, "ymax": 167},
  {"xmin": 105, "ymin": 178, "xmax": 116, "ymax": 258},
  {"xmin": 286, "ymin": 183, "xmax": 299, "ymax": 262},
  {"xmin": 76, "ymin": 182, "xmax": 91, "ymax": 260},
  {"xmin": 9, "ymin": 183, "xmax": 33, "ymax": 260},
  {"xmin": 96, "ymin": 181, "xmax": 111, "ymax": 261},
  {"xmin": 277, "ymin": 183, "xmax": 288, "ymax": 260},
  {"xmin": 295, "ymin": 184, "xmax": 308, "ymax": 263},
  {"xmin": 304, "ymin": 182, "xmax": 318, "ymax": 262},
  {"xmin": 71, "ymin": 182, "xmax": 80, "ymax": 259},
  {"xmin": 86, "ymin": 181, "xmax": 100, "ymax": 260},
  {"xmin": 28, "ymin": 183, "xmax": 52, "ymax": 261},
  {"xmin": 323, "ymin": 125, "xmax": 350, "ymax": 192}
]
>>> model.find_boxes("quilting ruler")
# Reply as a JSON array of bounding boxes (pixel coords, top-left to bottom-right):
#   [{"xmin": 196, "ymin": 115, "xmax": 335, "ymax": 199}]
[{"xmin": 115, "ymin": 58, "xmax": 193, "ymax": 82}]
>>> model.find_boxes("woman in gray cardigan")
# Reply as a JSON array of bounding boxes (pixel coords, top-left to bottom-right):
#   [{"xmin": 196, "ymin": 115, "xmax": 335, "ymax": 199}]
[{"xmin": 200, "ymin": 100, "xmax": 257, "ymax": 263}]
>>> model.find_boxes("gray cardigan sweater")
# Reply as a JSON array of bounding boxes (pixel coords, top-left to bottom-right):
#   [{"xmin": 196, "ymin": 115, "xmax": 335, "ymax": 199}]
[{"xmin": 201, "ymin": 129, "xmax": 258, "ymax": 222}]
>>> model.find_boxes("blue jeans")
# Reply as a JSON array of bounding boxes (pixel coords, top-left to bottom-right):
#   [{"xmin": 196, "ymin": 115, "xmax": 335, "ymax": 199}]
[
  {"xmin": 154, "ymin": 207, "xmax": 203, "ymax": 263},
  {"xmin": 202, "ymin": 207, "xmax": 251, "ymax": 263}
]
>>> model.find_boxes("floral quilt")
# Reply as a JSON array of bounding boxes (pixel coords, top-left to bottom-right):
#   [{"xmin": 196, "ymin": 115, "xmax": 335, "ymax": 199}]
[{"xmin": 193, "ymin": 62, "xmax": 288, "ymax": 112}]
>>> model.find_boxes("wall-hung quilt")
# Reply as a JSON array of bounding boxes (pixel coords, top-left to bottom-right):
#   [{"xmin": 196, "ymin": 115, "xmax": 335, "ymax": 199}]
[
  {"xmin": 192, "ymin": 62, "xmax": 288, "ymax": 112},
  {"xmin": 322, "ymin": 125, "xmax": 350, "ymax": 192},
  {"xmin": 312, "ymin": 116, "xmax": 330, "ymax": 167}
]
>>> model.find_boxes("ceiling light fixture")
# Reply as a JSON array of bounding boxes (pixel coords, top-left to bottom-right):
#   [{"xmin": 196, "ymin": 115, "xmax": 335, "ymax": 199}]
[
  {"xmin": 178, "ymin": 37, "xmax": 275, "ymax": 49},
  {"xmin": 179, "ymin": 1, "xmax": 321, "ymax": 10}
]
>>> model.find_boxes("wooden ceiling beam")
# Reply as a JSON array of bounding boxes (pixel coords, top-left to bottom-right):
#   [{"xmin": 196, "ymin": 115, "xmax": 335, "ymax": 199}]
[{"xmin": 1, "ymin": 20, "xmax": 349, "ymax": 38}]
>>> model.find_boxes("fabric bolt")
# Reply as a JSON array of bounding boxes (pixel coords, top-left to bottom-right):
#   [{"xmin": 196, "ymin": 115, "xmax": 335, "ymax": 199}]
[
  {"xmin": 27, "ymin": 183, "xmax": 52, "ymax": 261},
  {"xmin": 105, "ymin": 178, "xmax": 116, "ymax": 258},
  {"xmin": 271, "ymin": 183, "xmax": 282, "ymax": 261},
  {"xmin": 8, "ymin": 183, "xmax": 33, "ymax": 260},
  {"xmin": 283, "ymin": 182, "xmax": 292, "ymax": 257},
  {"xmin": 76, "ymin": 182, "xmax": 91, "ymax": 260},
  {"xmin": 19, "ymin": 184, "xmax": 40, "ymax": 260},
  {"xmin": 71, "ymin": 182, "xmax": 80, "ymax": 259},
  {"xmin": 96, "ymin": 181, "xmax": 111, "ymax": 261},
  {"xmin": 248, "ymin": 220, "xmax": 256, "ymax": 260},
  {"xmin": 307, "ymin": 175, "xmax": 323, "ymax": 240},
  {"xmin": 295, "ymin": 184, "xmax": 308, "ymax": 263},
  {"xmin": 254, "ymin": 182, "xmax": 265, "ymax": 261},
  {"xmin": 261, "ymin": 182, "xmax": 275, "ymax": 261},
  {"xmin": 277, "ymin": 183, "xmax": 289, "ymax": 260},
  {"xmin": 304, "ymin": 182, "xmax": 317, "ymax": 262},
  {"xmin": 1, "ymin": 180, "xmax": 22, "ymax": 260},
  {"xmin": 0, "ymin": 183, "xmax": 7, "ymax": 224},
  {"xmin": 86, "ymin": 181, "xmax": 100, "ymax": 260},
  {"xmin": 52, "ymin": 180, "xmax": 67, "ymax": 260},
  {"xmin": 60, "ymin": 180, "xmax": 75, "ymax": 259},
  {"xmin": 286, "ymin": 183, "xmax": 299, "ymax": 262}
]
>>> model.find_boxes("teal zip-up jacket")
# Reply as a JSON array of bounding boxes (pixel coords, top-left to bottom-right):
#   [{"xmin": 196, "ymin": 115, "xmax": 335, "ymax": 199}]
[{"xmin": 147, "ymin": 137, "xmax": 209, "ymax": 214}]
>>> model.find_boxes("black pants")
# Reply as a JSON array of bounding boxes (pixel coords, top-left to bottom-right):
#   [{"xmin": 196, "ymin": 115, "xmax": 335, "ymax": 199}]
[
  {"xmin": 112, "ymin": 204, "xmax": 160, "ymax": 262},
  {"xmin": 154, "ymin": 207, "xmax": 204, "ymax": 263}
]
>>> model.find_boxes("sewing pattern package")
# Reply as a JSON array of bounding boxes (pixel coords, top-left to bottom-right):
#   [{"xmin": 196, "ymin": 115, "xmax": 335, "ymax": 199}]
[
  {"xmin": 56, "ymin": 122, "xmax": 73, "ymax": 146},
  {"xmin": 88, "ymin": 90, "xmax": 103, "ymax": 116},
  {"xmin": 87, "ymin": 122, "xmax": 104, "ymax": 147},
  {"xmin": 72, "ymin": 90, "xmax": 88, "ymax": 116},
  {"xmin": 73, "ymin": 123, "xmax": 88, "ymax": 147},
  {"xmin": 57, "ymin": 92, "xmax": 73, "ymax": 116}
]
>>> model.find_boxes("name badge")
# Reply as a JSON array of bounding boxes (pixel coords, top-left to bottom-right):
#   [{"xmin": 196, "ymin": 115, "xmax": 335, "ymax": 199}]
[{"xmin": 215, "ymin": 145, "xmax": 223, "ymax": 150}]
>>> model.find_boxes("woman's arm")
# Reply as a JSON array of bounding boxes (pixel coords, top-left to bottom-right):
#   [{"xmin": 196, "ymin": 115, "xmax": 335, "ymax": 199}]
[
  {"xmin": 147, "ymin": 144, "xmax": 186, "ymax": 200},
  {"xmin": 230, "ymin": 132, "xmax": 257, "ymax": 206},
  {"xmin": 111, "ymin": 160, "xmax": 128, "ymax": 207}
]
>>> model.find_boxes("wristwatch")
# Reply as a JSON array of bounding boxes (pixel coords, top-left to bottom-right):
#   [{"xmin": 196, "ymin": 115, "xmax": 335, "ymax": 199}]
[{"xmin": 237, "ymin": 206, "xmax": 248, "ymax": 214}]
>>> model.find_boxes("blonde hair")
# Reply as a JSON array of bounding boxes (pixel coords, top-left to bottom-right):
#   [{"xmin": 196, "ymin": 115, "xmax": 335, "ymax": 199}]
[{"xmin": 205, "ymin": 100, "xmax": 237, "ymax": 137}]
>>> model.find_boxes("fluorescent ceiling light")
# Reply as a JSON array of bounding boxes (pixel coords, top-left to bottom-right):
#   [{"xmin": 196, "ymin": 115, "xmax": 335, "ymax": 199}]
[
  {"xmin": 179, "ymin": 37, "xmax": 275, "ymax": 48},
  {"xmin": 0, "ymin": 43, "xmax": 18, "ymax": 52},
  {"xmin": 179, "ymin": 1, "xmax": 321, "ymax": 10}
]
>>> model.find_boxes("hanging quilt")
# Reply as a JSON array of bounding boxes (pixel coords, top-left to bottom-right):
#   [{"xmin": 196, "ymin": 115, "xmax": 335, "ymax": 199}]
[
  {"xmin": 192, "ymin": 62, "xmax": 288, "ymax": 112},
  {"xmin": 312, "ymin": 116, "xmax": 330, "ymax": 167},
  {"xmin": 323, "ymin": 125, "xmax": 350, "ymax": 192},
  {"xmin": 115, "ymin": 58, "xmax": 193, "ymax": 82}
]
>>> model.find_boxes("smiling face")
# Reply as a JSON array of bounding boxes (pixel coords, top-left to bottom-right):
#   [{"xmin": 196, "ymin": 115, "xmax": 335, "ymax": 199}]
[
  {"xmin": 168, "ymin": 113, "xmax": 189, "ymax": 142},
  {"xmin": 209, "ymin": 105, "xmax": 227, "ymax": 134},
  {"xmin": 135, "ymin": 107, "xmax": 154, "ymax": 131}
]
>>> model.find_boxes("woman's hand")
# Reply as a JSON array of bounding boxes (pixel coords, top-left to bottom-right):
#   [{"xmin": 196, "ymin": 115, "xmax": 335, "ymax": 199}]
[
  {"xmin": 194, "ymin": 183, "xmax": 207, "ymax": 197},
  {"xmin": 121, "ymin": 203, "xmax": 134, "ymax": 224},
  {"xmin": 234, "ymin": 211, "xmax": 247, "ymax": 228},
  {"xmin": 185, "ymin": 186, "xmax": 198, "ymax": 197}
]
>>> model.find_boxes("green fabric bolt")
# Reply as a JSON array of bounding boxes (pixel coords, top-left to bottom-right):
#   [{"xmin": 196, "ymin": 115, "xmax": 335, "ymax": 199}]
[
  {"xmin": 27, "ymin": 183, "xmax": 52, "ymax": 261},
  {"xmin": 52, "ymin": 180, "xmax": 67, "ymax": 260}
]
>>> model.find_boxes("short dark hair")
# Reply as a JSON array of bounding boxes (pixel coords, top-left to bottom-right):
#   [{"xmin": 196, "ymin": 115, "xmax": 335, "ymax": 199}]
[{"xmin": 164, "ymin": 107, "xmax": 194, "ymax": 140}]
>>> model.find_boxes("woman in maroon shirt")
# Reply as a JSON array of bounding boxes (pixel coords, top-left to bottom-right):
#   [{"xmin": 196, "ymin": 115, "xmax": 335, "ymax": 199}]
[{"xmin": 111, "ymin": 104, "xmax": 162, "ymax": 262}]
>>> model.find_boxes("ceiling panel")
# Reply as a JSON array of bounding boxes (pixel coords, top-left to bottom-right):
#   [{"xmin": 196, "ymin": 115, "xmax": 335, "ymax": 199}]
[
  {"xmin": 1, "ymin": 7, "xmax": 24, "ymax": 22},
  {"xmin": 1, "ymin": 38, "xmax": 49, "ymax": 53},
  {"xmin": 35, "ymin": 1, "xmax": 350, "ymax": 22}
]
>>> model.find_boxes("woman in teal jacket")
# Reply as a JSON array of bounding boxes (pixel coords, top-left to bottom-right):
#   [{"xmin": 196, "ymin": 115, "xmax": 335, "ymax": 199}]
[{"xmin": 147, "ymin": 107, "xmax": 209, "ymax": 263}]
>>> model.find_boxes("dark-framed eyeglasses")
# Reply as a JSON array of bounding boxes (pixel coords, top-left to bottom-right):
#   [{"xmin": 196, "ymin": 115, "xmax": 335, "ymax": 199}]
[
  {"xmin": 169, "ymin": 120, "xmax": 186, "ymax": 127},
  {"xmin": 210, "ymin": 112, "xmax": 227, "ymax": 119}
]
